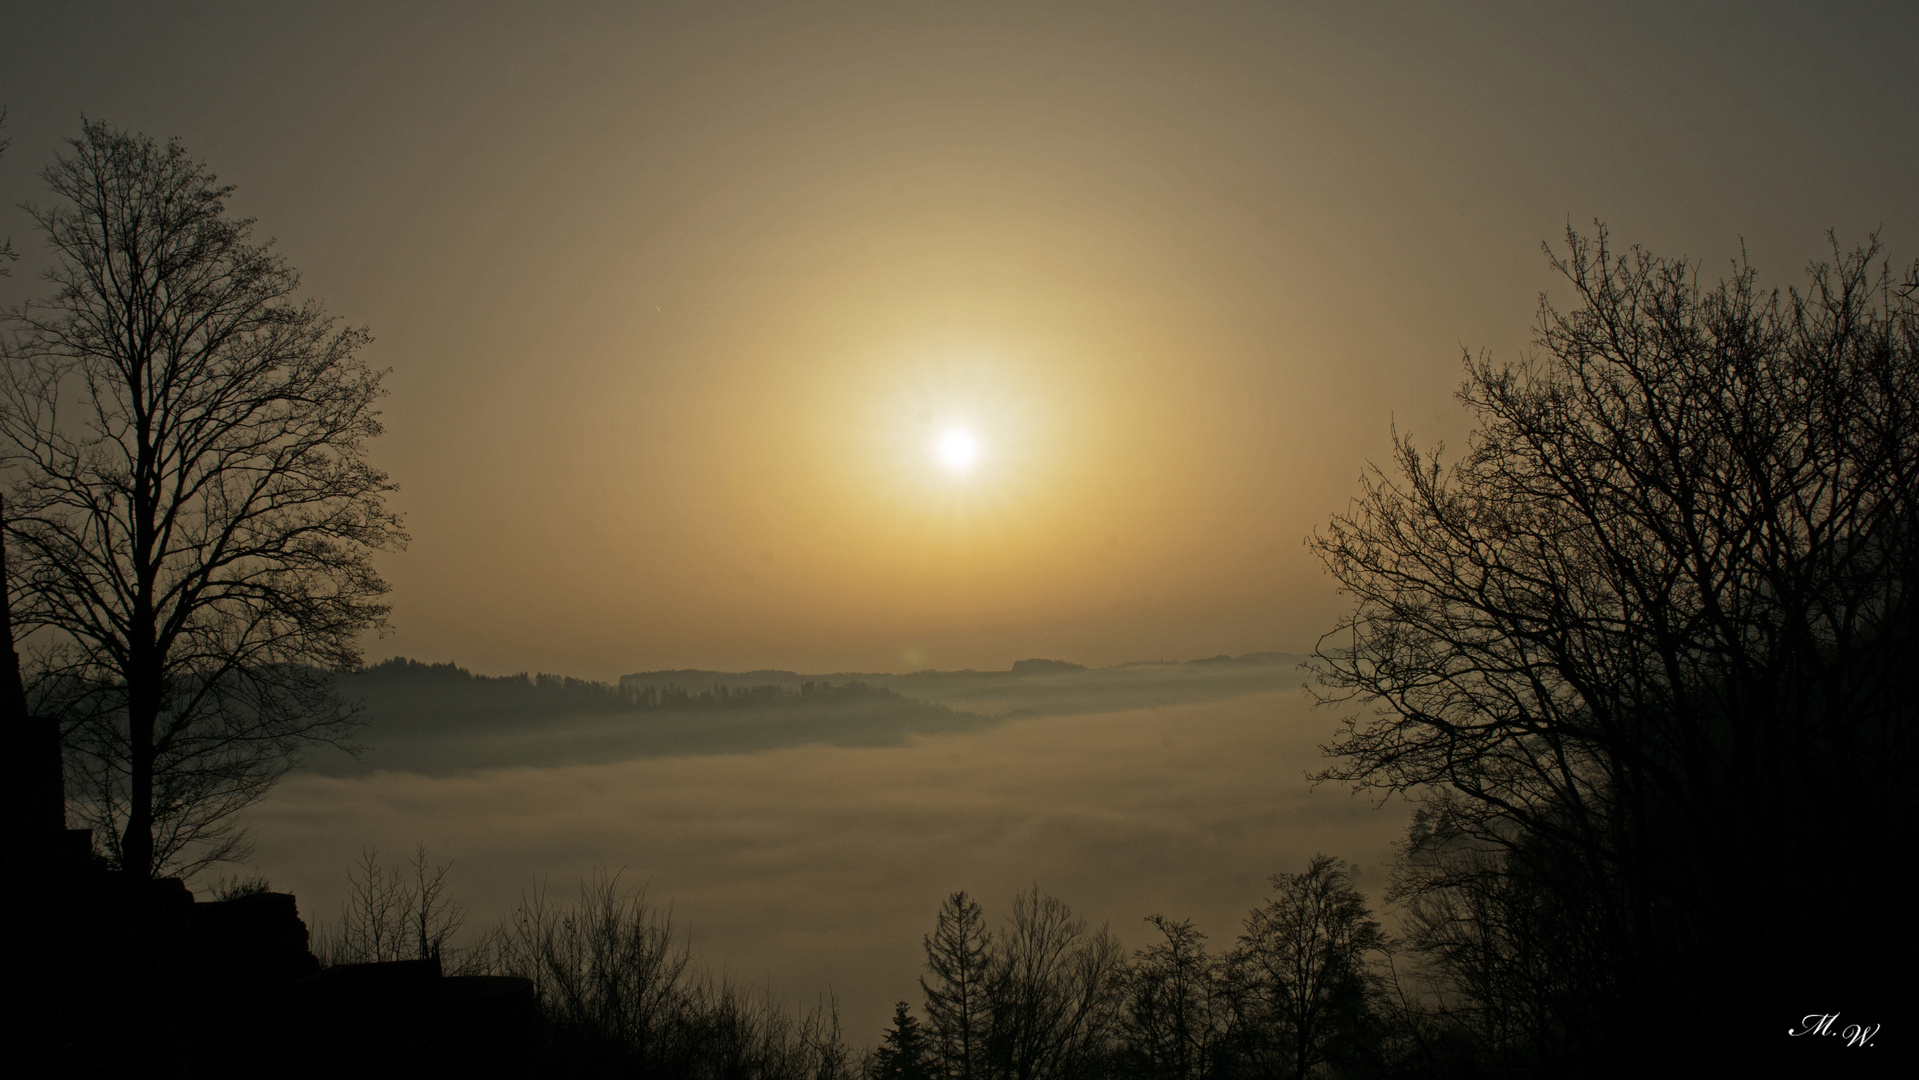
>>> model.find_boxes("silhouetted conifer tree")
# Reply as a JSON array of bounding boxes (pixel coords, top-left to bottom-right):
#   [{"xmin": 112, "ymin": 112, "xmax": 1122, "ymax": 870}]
[{"xmin": 874, "ymin": 1001, "xmax": 937, "ymax": 1080}]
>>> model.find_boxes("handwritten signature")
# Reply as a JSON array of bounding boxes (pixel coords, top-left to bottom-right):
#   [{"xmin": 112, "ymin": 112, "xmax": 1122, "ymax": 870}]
[{"xmin": 1789, "ymin": 1013, "xmax": 1879, "ymax": 1048}]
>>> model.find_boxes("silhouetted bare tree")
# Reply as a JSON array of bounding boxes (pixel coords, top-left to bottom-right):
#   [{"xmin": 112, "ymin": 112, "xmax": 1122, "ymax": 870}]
[
  {"xmin": 0, "ymin": 109, "xmax": 15, "ymax": 276},
  {"xmin": 987, "ymin": 885, "xmax": 1124, "ymax": 1080},
  {"xmin": 485, "ymin": 871, "xmax": 851, "ymax": 1078},
  {"xmin": 1310, "ymin": 227, "xmax": 1918, "ymax": 1068},
  {"xmin": 495, "ymin": 872, "xmax": 693, "ymax": 1057},
  {"xmin": 1221, "ymin": 856, "xmax": 1387, "ymax": 1080},
  {"xmin": 923, "ymin": 890, "xmax": 995, "ymax": 1080},
  {"xmin": 406, "ymin": 842, "xmax": 466, "ymax": 963},
  {"xmin": 331, "ymin": 846, "xmax": 413, "ymax": 964},
  {"xmin": 1383, "ymin": 790, "xmax": 1598, "ymax": 1076},
  {"xmin": 1117, "ymin": 916, "xmax": 1224, "ymax": 1080},
  {"xmin": 0, "ymin": 119, "xmax": 403, "ymax": 877},
  {"xmin": 317, "ymin": 844, "xmax": 468, "ymax": 967}
]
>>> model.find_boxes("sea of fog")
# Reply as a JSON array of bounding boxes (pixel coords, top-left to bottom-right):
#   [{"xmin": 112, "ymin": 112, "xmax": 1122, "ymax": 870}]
[{"xmin": 228, "ymin": 665, "xmax": 1414, "ymax": 1044}]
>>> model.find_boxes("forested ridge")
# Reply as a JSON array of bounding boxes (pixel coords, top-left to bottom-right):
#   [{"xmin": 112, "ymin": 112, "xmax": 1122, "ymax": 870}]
[
  {"xmin": 348, "ymin": 656, "xmax": 930, "ymax": 716},
  {"xmin": 301, "ymin": 658, "xmax": 999, "ymax": 776}
]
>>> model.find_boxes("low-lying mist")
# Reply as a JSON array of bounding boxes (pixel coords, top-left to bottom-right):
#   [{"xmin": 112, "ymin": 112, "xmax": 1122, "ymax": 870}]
[{"xmin": 235, "ymin": 672, "xmax": 1411, "ymax": 1042}]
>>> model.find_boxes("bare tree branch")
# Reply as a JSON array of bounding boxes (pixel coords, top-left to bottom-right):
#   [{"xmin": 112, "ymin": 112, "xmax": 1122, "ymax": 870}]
[{"xmin": 2, "ymin": 119, "xmax": 405, "ymax": 878}]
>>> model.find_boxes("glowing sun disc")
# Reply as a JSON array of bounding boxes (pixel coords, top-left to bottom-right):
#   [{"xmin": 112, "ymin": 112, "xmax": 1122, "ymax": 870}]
[{"xmin": 937, "ymin": 428, "xmax": 980, "ymax": 472}]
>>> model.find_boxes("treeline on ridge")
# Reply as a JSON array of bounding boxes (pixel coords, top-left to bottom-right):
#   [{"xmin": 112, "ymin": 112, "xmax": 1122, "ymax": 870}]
[
  {"xmin": 300, "ymin": 658, "xmax": 999, "ymax": 774},
  {"xmin": 348, "ymin": 657, "xmax": 927, "ymax": 715}
]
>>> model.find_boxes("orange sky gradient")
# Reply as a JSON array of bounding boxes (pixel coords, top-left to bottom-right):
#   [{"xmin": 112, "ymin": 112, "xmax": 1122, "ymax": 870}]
[{"xmin": 3, "ymin": 2, "xmax": 1912, "ymax": 679}]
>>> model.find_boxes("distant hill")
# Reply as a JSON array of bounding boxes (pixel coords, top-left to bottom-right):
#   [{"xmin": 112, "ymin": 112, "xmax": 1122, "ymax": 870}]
[
  {"xmin": 303, "ymin": 659, "xmax": 993, "ymax": 777},
  {"xmin": 1010, "ymin": 658, "xmax": 1086, "ymax": 674},
  {"xmin": 301, "ymin": 652, "xmax": 1309, "ymax": 778},
  {"xmin": 618, "ymin": 651, "xmax": 1308, "ymax": 718}
]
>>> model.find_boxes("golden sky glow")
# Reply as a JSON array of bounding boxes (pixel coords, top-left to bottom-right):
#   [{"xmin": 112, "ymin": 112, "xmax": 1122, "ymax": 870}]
[
  {"xmin": 935, "ymin": 428, "xmax": 979, "ymax": 474},
  {"xmin": 6, "ymin": 0, "xmax": 1912, "ymax": 1047},
  {"xmin": 3, "ymin": 2, "xmax": 1912, "ymax": 678}
]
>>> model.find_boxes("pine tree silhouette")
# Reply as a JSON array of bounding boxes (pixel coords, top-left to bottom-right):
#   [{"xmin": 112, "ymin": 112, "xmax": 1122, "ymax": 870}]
[{"xmin": 873, "ymin": 1001, "xmax": 936, "ymax": 1080}]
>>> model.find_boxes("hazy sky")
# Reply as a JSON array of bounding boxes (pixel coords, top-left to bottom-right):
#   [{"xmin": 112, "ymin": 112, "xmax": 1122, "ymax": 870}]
[
  {"xmin": 3, "ymin": 1, "xmax": 1913, "ymax": 679},
  {"xmin": 7, "ymin": 2, "xmax": 1914, "ymax": 1048}
]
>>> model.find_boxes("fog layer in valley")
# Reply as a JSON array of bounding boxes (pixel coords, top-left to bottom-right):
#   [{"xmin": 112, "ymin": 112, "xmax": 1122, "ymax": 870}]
[{"xmin": 239, "ymin": 681, "xmax": 1410, "ymax": 1040}]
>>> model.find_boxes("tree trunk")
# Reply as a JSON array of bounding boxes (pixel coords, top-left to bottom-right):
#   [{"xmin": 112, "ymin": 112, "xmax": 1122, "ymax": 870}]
[{"xmin": 120, "ymin": 649, "xmax": 160, "ymax": 879}]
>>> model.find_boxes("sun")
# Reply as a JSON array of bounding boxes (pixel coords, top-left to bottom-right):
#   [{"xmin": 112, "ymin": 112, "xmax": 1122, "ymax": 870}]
[{"xmin": 936, "ymin": 427, "xmax": 980, "ymax": 473}]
